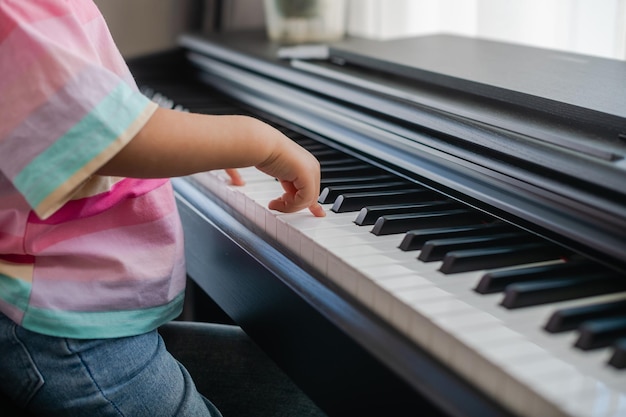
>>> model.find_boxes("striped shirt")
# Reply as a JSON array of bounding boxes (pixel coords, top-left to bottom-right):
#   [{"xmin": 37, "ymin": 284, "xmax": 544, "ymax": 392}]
[{"xmin": 0, "ymin": 0, "xmax": 186, "ymax": 338}]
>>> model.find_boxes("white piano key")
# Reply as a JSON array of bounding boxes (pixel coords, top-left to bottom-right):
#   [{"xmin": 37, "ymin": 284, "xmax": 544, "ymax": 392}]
[
  {"xmin": 226, "ymin": 185, "xmax": 241, "ymax": 210},
  {"xmin": 446, "ymin": 324, "xmax": 530, "ymax": 399},
  {"xmin": 370, "ymin": 275, "xmax": 431, "ymax": 327},
  {"xmin": 254, "ymin": 204, "xmax": 268, "ymax": 231},
  {"xmin": 189, "ymin": 172, "xmax": 226, "ymax": 200},
  {"xmin": 501, "ymin": 361, "xmax": 598, "ymax": 417},
  {"xmin": 562, "ymin": 382, "xmax": 626, "ymax": 417},
  {"xmin": 399, "ymin": 287, "xmax": 456, "ymax": 343},
  {"xmin": 358, "ymin": 265, "xmax": 430, "ymax": 310},
  {"xmin": 276, "ymin": 215, "xmax": 291, "ymax": 248},
  {"xmin": 420, "ymin": 297, "xmax": 485, "ymax": 319},
  {"xmin": 312, "ymin": 244, "xmax": 329, "ymax": 275},
  {"xmin": 430, "ymin": 308, "xmax": 504, "ymax": 365},
  {"xmin": 503, "ymin": 376, "xmax": 554, "ymax": 417},
  {"xmin": 299, "ymin": 234, "xmax": 316, "ymax": 266},
  {"xmin": 327, "ymin": 255, "xmax": 363, "ymax": 293}
]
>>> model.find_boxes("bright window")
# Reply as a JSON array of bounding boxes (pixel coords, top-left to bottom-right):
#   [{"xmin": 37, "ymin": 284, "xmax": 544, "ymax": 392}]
[{"xmin": 347, "ymin": 0, "xmax": 626, "ymax": 60}]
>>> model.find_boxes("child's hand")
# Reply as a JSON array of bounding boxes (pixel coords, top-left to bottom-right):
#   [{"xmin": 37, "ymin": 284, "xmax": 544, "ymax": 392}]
[
  {"xmin": 99, "ymin": 110, "xmax": 325, "ymax": 218},
  {"xmin": 255, "ymin": 130, "xmax": 326, "ymax": 218},
  {"xmin": 269, "ymin": 177, "xmax": 326, "ymax": 217},
  {"xmin": 225, "ymin": 169, "xmax": 245, "ymax": 186}
]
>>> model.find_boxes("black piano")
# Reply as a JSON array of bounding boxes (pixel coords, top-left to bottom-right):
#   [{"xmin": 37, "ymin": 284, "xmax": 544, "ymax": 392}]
[{"xmin": 128, "ymin": 31, "xmax": 626, "ymax": 417}]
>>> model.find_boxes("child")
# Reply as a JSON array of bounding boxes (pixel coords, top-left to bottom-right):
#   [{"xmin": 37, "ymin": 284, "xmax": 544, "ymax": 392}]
[{"xmin": 0, "ymin": 1, "xmax": 326, "ymax": 416}]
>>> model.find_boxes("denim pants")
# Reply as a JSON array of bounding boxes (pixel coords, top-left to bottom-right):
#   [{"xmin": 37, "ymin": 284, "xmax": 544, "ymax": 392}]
[
  {"xmin": 0, "ymin": 312, "xmax": 219, "ymax": 417},
  {"xmin": 0, "ymin": 313, "xmax": 326, "ymax": 417}
]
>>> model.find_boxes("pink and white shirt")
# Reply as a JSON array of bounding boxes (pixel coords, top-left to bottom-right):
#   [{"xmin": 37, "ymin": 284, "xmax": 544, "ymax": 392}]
[{"xmin": 0, "ymin": 0, "xmax": 186, "ymax": 338}]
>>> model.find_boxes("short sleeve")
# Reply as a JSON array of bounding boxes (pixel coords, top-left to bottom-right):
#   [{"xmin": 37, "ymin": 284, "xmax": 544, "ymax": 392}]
[{"xmin": 0, "ymin": 0, "xmax": 158, "ymax": 219}]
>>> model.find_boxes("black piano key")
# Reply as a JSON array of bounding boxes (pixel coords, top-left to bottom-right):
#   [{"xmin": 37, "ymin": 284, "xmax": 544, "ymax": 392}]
[
  {"xmin": 320, "ymin": 174, "xmax": 397, "ymax": 189},
  {"xmin": 439, "ymin": 242, "xmax": 569, "ymax": 274},
  {"xmin": 608, "ymin": 339, "xmax": 626, "ymax": 369},
  {"xmin": 319, "ymin": 158, "xmax": 363, "ymax": 167},
  {"xmin": 574, "ymin": 316, "xmax": 626, "ymax": 350},
  {"xmin": 501, "ymin": 273, "xmax": 626, "ymax": 309},
  {"xmin": 545, "ymin": 299, "xmax": 626, "ymax": 333},
  {"xmin": 319, "ymin": 182, "xmax": 413, "ymax": 204},
  {"xmin": 398, "ymin": 222, "xmax": 514, "ymax": 251},
  {"xmin": 418, "ymin": 232, "xmax": 536, "ymax": 262},
  {"xmin": 307, "ymin": 147, "xmax": 353, "ymax": 160},
  {"xmin": 355, "ymin": 200, "xmax": 458, "ymax": 226},
  {"xmin": 475, "ymin": 260, "xmax": 600, "ymax": 294},
  {"xmin": 189, "ymin": 106, "xmax": 241, "ymax": 114},
  {"xmin": 332, "ymin": 189, "xmax": 436, "ymax": 213},
  {"xmin": 174, "ymin": 98, "xmax": 232, "ymax": 109},
  {"xmin": 307, "ymin": 149, "xmax": 350, "ymax": 161},
  {"xmin": 278, "ymin": 129, "xmax": 313, "ymax": 142},
  {"xmin": 322, "ymin": 165, "xmax": 385, "ymax": 179},
  {"xmin": 300, "ymin": 143, "xmax": 331, "ymax": 152},
  {"xmin": 371, "ymin": 209, "xmax": 488, "ymax": 236}
]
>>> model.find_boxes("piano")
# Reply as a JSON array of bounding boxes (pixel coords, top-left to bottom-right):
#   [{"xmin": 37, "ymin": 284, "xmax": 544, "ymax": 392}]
[{"xmin": 127, "ymin": 31, "xmax": 626, "ymax": 417}]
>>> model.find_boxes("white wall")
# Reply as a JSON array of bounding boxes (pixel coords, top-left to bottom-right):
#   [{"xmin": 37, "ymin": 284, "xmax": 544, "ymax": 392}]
[
  {"xmin": 347, "ymin": 0, "xmax": 626, "ymax": 60},
  {"xmin": 94, "ymin": 0, "xmax": 198, "ymax": 57},
  {"xmin": 95, "ymin": 0, "xmax": 626, "ymax": 60},
  {"xmin": 348, "ymin": 0, "xmax": 475, "ymax": 40},
  {"xmin": 95, "ymin": 0, "xmax": 266, "ymax": 58}
]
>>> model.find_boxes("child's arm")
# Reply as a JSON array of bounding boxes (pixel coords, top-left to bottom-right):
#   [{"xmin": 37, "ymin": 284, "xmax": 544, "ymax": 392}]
[{"xmin": 97, "ymin": 108, "xmax": 325, "ymax": 217}]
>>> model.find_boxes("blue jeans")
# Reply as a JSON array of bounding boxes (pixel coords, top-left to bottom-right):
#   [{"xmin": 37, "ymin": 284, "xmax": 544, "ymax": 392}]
[
  {"xmin": 0, "ymin": 313, "xmax": 325, "ymax": 417},
  {"xmin": 0, "ymin": 312, "xmax": 218, "ymax": 417}
]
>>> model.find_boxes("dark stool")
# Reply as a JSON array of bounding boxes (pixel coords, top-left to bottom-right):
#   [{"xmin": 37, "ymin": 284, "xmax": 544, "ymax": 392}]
[{"xmin": 0, "ymin": 391, "xmax": 36, "ymax": 417}]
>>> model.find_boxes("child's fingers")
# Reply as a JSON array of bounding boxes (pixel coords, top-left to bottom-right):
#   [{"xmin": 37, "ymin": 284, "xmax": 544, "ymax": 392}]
[
  {"xmin": 225, "ymin": 168, "xmax": 245, "ymax": 186},
  {"xmin": 268, "ymin": 180, "xmax": 325, "ymax": 217},
  {"xmin": 308, "ymin": 202, "xmax": 326, "ymax": 217}
]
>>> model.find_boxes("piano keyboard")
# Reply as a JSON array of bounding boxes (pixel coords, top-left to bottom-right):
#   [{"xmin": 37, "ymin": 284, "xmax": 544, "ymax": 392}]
[{"xmin": 140, "ymin": 83, "xmax": 626, "ymax": 417}]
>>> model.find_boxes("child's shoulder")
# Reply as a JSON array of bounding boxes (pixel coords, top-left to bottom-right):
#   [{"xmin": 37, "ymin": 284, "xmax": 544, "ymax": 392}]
[{"xmin": 0, "ymin": 0, "xmax": 102, "ymax": 27}]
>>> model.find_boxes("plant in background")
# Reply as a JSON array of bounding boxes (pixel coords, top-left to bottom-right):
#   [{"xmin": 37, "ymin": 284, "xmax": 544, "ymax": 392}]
[
  {"xmin": 264, "ymin": 0, "xmax": 346, "ymax": 43},
  {"xmin": 273, "ymin": 0, "xmax": 321, "ymax": 18}
]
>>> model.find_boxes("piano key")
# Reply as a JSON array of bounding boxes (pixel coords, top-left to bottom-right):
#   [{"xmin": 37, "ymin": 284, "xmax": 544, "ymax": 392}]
[
  {"xmin": 298, "ymin": 143, "xmax": 333, "ymax": 152},
  {"xmin": 448, "ymin": 325, "xmax": 528, "ymax": 401},
  {"xmin": 294, "ymin": 221, "xmax": 400, "ymax": 277},
  {"xmin": 561, "ymin": 386, "xmax": 626, "ymax": 417},
  {"xmin": 331, "ymin": 189, "xmax": 437, "ymax": 213},
  {"xmin": 322, "ymin": 164, "xmax": 387, "ymax": 179},
  {"xmin": 318, "ymin": 157, "xmax": 365, "ymax": 167},
  {"xmin": 309, "ymin": 148, "xmax": 348, "ymax": 160},
  {"xmin": 575, "ymin": 316, "xmax": 626, "ymax": 350},
  {"xmin": 501, "ymin": 273, "xmax": 626, "ymax": 309},
  {"xmin": 371, "ymin": 209, "xmax": 489, "ymax": 236},
  {"xmin": 429, "ymin": 306, "xmax": 614, "ymax": 417},
  {"xmin": 354, "ymin": 200, "xmax": 459, "ymax": 226},
  {"xmin": 320, "ymin": 174, "xmax": 397, "ymax": 189},
  {"xmin": 439, "ymin": 241, "xmax": 570, "ymax": 274},
  {"xmin": 318, "ymin": 181, "xmax": 413, "ymax": 204},
  {"xmin": 418, "ymin": 232, "xmax": 538, "ymax": 262},
  {"xmin": 608, "ymin": 338, "xmax": 626, "ymax": 369},
  {"xmin": 475, "ymin": 259, "xmax": 601, "ymax": 294},
  {"xmin": 398, "ymin": 222, "xmax": 515, "ymax": 251},
  {"xmin": 544, "ymin": 299, "xmax": 626, "ymax": 333}
]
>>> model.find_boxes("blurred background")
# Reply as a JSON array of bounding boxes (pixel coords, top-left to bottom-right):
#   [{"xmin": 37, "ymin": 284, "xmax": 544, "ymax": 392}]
[{"xmin": 94, "ymin": 0, "xmax": 626, "ymax": 60}]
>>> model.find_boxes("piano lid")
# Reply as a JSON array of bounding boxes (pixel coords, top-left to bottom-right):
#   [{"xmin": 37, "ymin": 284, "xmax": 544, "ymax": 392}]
[
  {"xmin": 327, "ymin": 34, "xmax": 626, "ymax": 131},
  {"xmin": 285, "ymin": 33, "xmax": 626, "ymax": 183}
]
